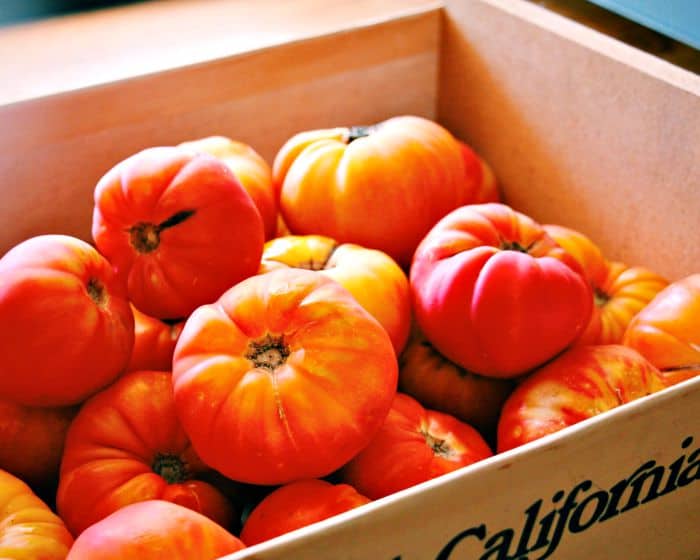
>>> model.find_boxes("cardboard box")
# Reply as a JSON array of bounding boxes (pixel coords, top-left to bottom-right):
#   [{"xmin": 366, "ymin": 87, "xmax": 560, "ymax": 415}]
[{"xmin": 1, "ymin": 0, "xmax": 698, "ymax": 558}]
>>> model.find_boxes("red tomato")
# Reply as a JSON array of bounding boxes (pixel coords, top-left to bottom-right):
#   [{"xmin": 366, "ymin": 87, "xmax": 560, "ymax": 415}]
[
  {"xmin": 259, "ymin": 234, "xmax": 411, "ymax": 354},
  {"xmin": 92, "ymin": 146, "xmax": 264, "ymax": 319},
  {"xmin": 172, "ymin": 268, "xmax": 398, "ymax": 485},
  {"xmin": 410, "ymin": 203, "xmax": 592, "ymax": 378},
  {"xmin": 497, "ymin": 345, "xmax": 665, "ymax": 452},
  {"xmin": 342, "ymin": 393, "xmax": 493, "ymax": 499},
  {"xmin": 0, "ymin": 234, "xmax": 134, "ymax": 406},
  {"xmin": 179, "ymin": 136, "xmax": 278, "ymax": 240},
  {"xmin": 623, "ymin": 273, "xmax": 700, "ymax": 387},
  {"xmin": 57, "ymin": 370, "xmax": 233, "ymax": 536},
  {"xmin": 0, "ymin": 399, "xmax": 76, "ymax": 491},
  {"xmin": 240, "ymin": 479, "xmax": 370, "ymax": 546},
  {"xmin": 66, "ymin": 500, "xmax": 245, "ymax": 560},
  {"xmin": 398, "ymin": 328, "xmax": 514, "ymax": 435},
  {"xmin": 126, "ymin": 305, "xmax": 184, "ymax": 373},
  {"xmin": 273, "ymin": 116, "xmax": 469, "ymax": 267}
]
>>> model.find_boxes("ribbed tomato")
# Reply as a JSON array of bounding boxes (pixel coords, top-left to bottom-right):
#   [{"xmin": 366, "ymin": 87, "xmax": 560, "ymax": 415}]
[
  {"xmin": 57, "ymin": 370, "xmax": 233, "ymax": 536},
  {"xmin": 259, "ymin": 234, "xmax": 411, "ymax": 354},
  {"xmin": 544, "ymin": 224, "xmax": 669, "ymax": 345},
  {"xmin": 172, "ymin": 268, "xmax": 398, "ymax": 485},
  {"xmin": 0, "ymin": 469, "xmax": 73, "ymax": 559},
  {"xmin": 410, "ymin": 203, "xmax": 592, "ymax": 378},
  {"xmin": 273, "ymin": 116, "xmax": 468, "ymax": 267},
  {"xmin": 0, "ymin": 234, "xmax": 134, "ymax": 406},
  {"xmin": 66, "ymin": 500, "xmax": 245, "ymax": 560},
  {"xmin": 623, "ymin": 273, "xmax": 700, "ymax": 387},
  {"xmin": 342, "ymin": 393, "xmax": 493, "ymax": 499},
  {"xmin": 240, "ymin": 479, "xmax": 370, "ymax": 546},
  {"xmin": 497, "ymin": 345, "xmax": 665, "ymax": 452},
  {"xmin": 92, "ymin": 146, "xmax": 264, "ymax": 319},
  {"xmin": 179, "ymin": 136, "xmax": 278, "ymax": 239}
]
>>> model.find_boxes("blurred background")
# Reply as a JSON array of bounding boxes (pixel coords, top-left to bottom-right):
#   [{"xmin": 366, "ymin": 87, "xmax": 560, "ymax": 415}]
[{"xmin": 0, "ymin": 0, "xmax": 143, "ymax": 25}]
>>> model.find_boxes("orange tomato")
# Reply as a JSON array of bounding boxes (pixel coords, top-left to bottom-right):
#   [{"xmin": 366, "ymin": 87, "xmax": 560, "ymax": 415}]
[
  {"xmin": 342, "ymin": 392, "xmax": 493, "ymax": 499},
  {"xmin": 92, "ymin": 146, "xmax": 264, "ymax": 320},
  {"xmin": 126, "ymin": 305, "xmax": 184, "ymax": 373},
  {"xmin": 273, "ymin": 116, "xmax": 469, "ymax": 267},
  {"xmin": 623, "ymin": 273, "xmax": 700, "ymax": 387},
  {"xmin": 259, "ymin": 234, "xmax": 411, "ymax": 354},
  {"xmin": 544, "ymin": 224, "xmax": 669, "ymax": 345},
  {"xmin": 0, "ymin": 468, "xmax": 73, "ymax": 559},
  {"xmin": 0, "ymin": 235, "xmax": 134, "ymax": 406},
  {"xmin": 497, "ymin": 345, "xmax": 665, "ymax": 452},
  {"xmin": 0, "ymin": 399, "xmax": 76, "ymax": 491},
  {"xmin": 240, "ymin": 479, "xmax": 370, "ymax": 546},
  {"xmin": 459, "ymin": 141, "xmax": 501, "ymax": 204},
  {"xmin": 66, "ymin": 500, "xmax": 245, "ymax": 560},
  {"xmin": 179, "ymin": 136, "xmax": 277, "ymax": 239},
  {"xmin": 172, "ymin": 268, "xmax": 398, "ymax": 485},
  {"xmin": 57, "ymin": 370, "xmax": 233, "ymax": 536}
]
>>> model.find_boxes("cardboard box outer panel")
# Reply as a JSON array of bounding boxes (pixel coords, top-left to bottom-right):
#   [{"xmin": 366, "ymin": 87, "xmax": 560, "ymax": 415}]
[{"xmin": 0, "ymin": 0, "xmax": 698, "ymax": 558}]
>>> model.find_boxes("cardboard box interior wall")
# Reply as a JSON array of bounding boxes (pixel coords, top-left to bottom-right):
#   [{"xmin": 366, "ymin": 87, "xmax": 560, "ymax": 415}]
[{"xmin": 1, "ymin": 0, "xmax": 698, "ymax": 558}]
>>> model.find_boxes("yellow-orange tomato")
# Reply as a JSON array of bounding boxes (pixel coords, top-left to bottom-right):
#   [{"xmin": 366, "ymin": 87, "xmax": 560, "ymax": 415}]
[
  {"xmin": 544, "ymin": 224, "xmax": 669, "ymax": 345},
  {"xmin": 126, "ymin": 305, "xmax": 184, "ymax": 373},
  {"xmin": 240, "ymin": 479, "xmax": 370, "ymax": 546},
  {"xmin": 172, "ymin": 268, "xmax": 398, "ymax": 485},
  {"xmin": 66, "ymin": 500, "xmax": 245, "ymax": 560},
  {"xmin": 0, "ymin": 399, "xmax": 76, "ymax": 491},
  {"xmin": 179, "ymin": 136, "xmax": 277, "ymax": 239},
  {"xmin": 398, "ymin": 328, "xmax": 514, "ymax": 436},
  {"xmin": 273, "ymin": 116, "xmax": 469, "ymax": 267},
  {"xmin": 0, "ymin": 469, "xmax": 73, "ymax": 559},
  {"xmin": 497, "ymin": 345, "xmax": 665, "ymax": 452},
  {"xmin": 260, "ymin": 235, "xmax": 411, "ymax": 354},
  {"xmin": 623, "ymin": 273, "xmax": 700, "ymax": 387}
]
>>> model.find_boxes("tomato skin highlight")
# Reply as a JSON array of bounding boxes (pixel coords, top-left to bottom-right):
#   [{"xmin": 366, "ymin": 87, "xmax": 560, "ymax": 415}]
[{"xmin": 172, "ymin": 268, "xmax": 398, "ymax": 485}]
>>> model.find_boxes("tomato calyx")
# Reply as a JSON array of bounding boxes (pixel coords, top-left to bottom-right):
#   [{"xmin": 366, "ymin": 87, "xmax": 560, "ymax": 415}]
[
  {"xmin": 421, "ymin": 428, "xmax": 455, "ymax": 459},
  {"xmin": 347, "ymin": 125, "xmax": 377, "ymax": 143},
  {"xmin": 86, "ymin": 278, "xmax": 107, "ymax": 307},
  {"xmin": 152, "ymin": 452, "xmax": 189, "ymax": 484},
  {"xmin": 246, "ymin": 334, "xmax": 290, "ymax": 371},
  {"xmin": 129, "ymin": 209, "xmax": 197, "ymax": 254},
  {"xmin": 499, "ymin": 239, "xmax": 535, "ymax": 254},
  {"xmin": 593, "ymin": 288, "xmax": 611, "ymax": 307}
]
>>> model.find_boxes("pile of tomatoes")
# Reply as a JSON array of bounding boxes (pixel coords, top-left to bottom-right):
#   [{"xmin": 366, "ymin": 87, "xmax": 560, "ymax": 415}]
[{"xmin": 1, "ymin": 116, "xmax": 698, "ymax": 559}]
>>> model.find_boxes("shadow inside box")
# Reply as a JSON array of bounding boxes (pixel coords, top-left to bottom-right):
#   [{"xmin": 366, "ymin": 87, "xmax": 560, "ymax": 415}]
[{"xmin": 0, "ymin": 0, "xmax": 148, "ymax": 27}]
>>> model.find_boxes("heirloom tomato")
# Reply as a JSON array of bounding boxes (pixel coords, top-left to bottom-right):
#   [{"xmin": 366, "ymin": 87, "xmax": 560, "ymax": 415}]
[
  {"xmin": 0, "ymin": 234, "xmax": 134, "ymax": 406},
  {"xmin": 240, "ymin": 479, "xmax": 370, "ymax": 546},
  {"xmin": 179, "ymin": 135, "xmax": 277, "ymax": 239},
  {"xmin": 342, "ymin": 392, "xmax": 492, "ymax": 499},
  {"xmin": 92, "ymin": 146, "xmax": 264, "ymax": 319},
  {"xmin": 0, "ymin": 399, "xmax": 76, "ymax": 491},
  {"xmin": 497, "ymin": 345, "xmax": 665, "ymax": 452},
  {"xmin": 459, "ymin": 141, "xmax": 501, "ymax": 204},
  {"xmin": 57, "ymin": 370, "xmax": 233, "ymax": 536},
  {"xmin": 410, "ymin": 203, "xmax": 592, "ymax": 378},
  {"xmin": 273, "ymin": 115, "xmax": 469, "ymax": 267},
  {"xmin": 544, "ymin": 224, "xmax": 669, "ymax": 345},
  {"xmin": 398, "ymin": 328, "xmax": 514, "ymax": 435},
  {"xmin": 0, "ymin": 469, "xmax": 73, "ymax": 559},
  {"xmin": 172, "ymin": 268, "xmax": 398, "ymax": 485},
  {"xmin": 259, "ymin": 234, "xmax": 411, "ymax": 354},
  {"xmin": 66, "ymin": 500, "xmax": 245, "ymax": 560},
  {"xmin": 125, "ymin": 305, "xmax": 184, "ymax": 373},
  {"xmin": 623, "ymin": 273, "xmax": 700, "ymax": 387}
]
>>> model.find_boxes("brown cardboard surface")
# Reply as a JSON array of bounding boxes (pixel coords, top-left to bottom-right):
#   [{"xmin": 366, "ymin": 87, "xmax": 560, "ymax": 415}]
[
  {"xmin": 0, "ymin": 9, "xmax": 439, "ymax": 255},
  {"xmin": 438, "ymin": 0, "xmax": 700, "ymax": 282}
]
